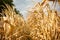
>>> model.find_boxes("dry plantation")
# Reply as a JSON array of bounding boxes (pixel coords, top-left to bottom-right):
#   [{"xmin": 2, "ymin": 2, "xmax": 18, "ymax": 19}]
[{"xmin": 0, "ymin": 0, "xmax": 60, "ymax": 40}]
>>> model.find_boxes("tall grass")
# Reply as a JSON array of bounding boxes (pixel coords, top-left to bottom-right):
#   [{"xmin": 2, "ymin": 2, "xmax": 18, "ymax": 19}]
[
  {"xmin": 0, "ymin": 0, "xmax": 60, "ymax": 40},
  {"xmin": 27, "ymin": 1, "xmax": 60, "ymax": 40}
]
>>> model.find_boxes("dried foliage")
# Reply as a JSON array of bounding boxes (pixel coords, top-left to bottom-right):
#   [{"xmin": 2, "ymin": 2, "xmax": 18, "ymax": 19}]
[
  {"xmin": 27, "ymin": 1, "xmax": 60, "ymax": 40},
  {"xmin": 0, "ymin": 0, "xmax": 60, "ymax": 40},
  {"xmin": 0, "ymin": 4, "xmax": 29, "ymax": 40}
]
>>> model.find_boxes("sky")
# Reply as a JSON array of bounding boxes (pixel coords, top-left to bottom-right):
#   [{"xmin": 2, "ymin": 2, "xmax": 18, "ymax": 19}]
[
  {"xmin": 13, "ymin": 0, "xmax": 60, "ymax": 19},
  {"xmin": 13, "ymin": 0, "xmax": 33, "ymax": 19},
  {"xmin": 13, "ymin": 0, "xmax": 42, "ymax": 19}
]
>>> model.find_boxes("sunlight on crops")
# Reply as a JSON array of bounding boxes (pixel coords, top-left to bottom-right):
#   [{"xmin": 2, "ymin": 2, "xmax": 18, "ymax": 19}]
[
  {"xmin": 27, "ymin": 0, "xmax": 60, "ymax": 40},
  {"xmin": 0, "ymin": 0, "xmax": 60, "ymax": 40}
]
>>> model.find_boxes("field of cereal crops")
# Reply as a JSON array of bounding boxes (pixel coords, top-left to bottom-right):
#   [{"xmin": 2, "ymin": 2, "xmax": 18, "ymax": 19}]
[{"xmin": 0, "ymin": 0, "xmax": 60, "ymax": 40}]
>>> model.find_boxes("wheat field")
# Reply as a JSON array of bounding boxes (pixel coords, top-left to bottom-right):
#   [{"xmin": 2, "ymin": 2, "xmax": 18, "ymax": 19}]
[{"xmin": 0, "ymin": 0, "xmax": 60, "ymax": 40}]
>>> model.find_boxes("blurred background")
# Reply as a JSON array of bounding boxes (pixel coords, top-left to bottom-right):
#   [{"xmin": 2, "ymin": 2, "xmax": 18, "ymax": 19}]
[{"xmin": 13, "ymin": 0, "xmax": 60, "ymax": 19}]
